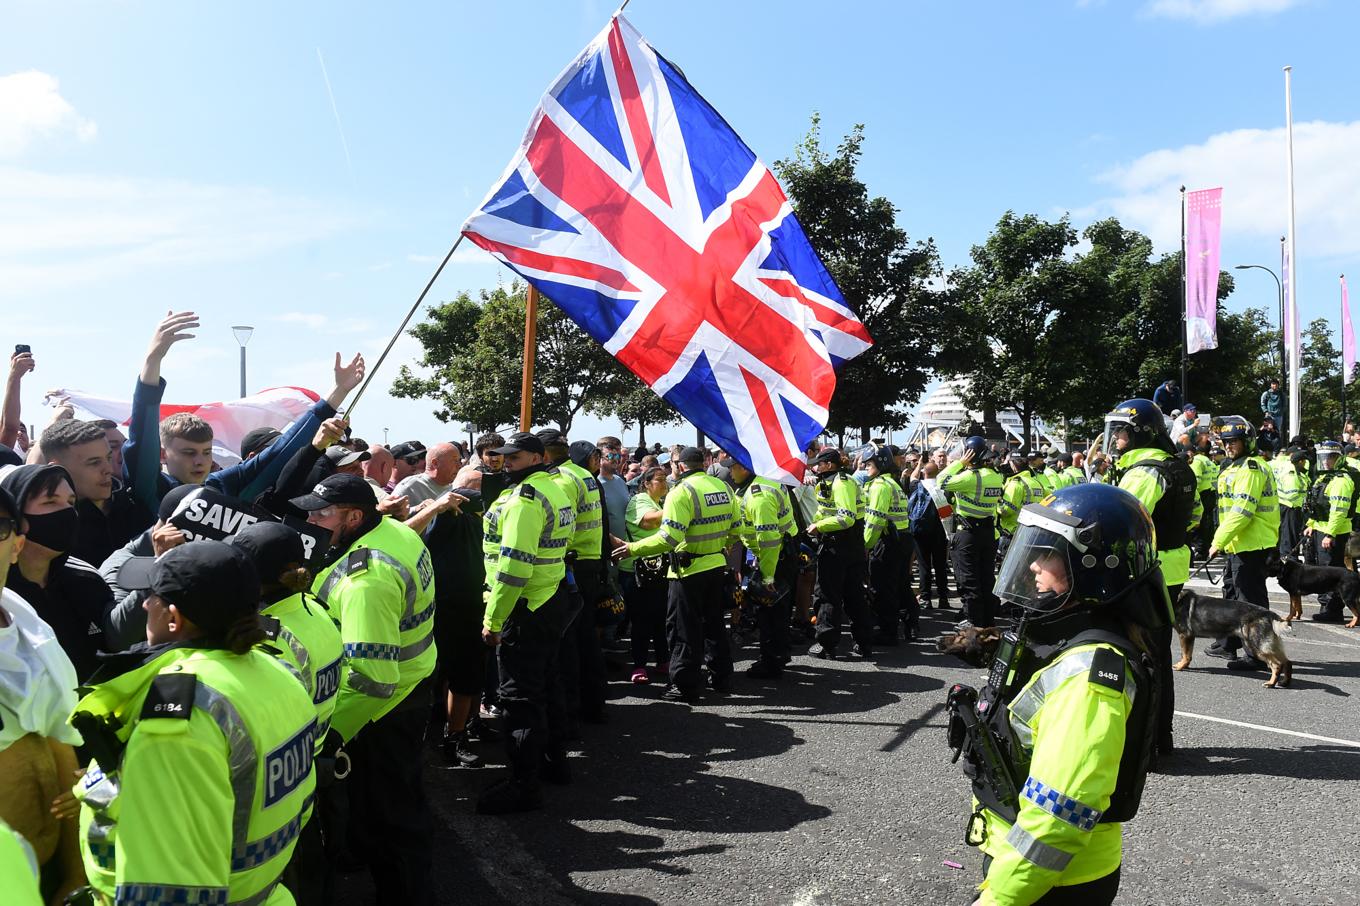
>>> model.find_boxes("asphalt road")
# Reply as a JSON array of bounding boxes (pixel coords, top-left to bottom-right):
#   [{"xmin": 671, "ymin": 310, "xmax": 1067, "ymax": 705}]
[{"xmin": 338, "ymin": 568, "xmax": 1360, "ymax": 905}]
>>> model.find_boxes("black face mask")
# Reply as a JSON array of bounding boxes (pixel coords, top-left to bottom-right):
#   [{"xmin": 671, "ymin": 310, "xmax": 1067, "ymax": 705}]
[{"xmin": 24, "ymin": 507, "xmax": 79, "ymax": 554}]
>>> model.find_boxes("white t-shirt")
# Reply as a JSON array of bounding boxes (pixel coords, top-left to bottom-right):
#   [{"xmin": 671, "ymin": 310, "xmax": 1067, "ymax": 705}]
[{"xmin": 0, "ymin": 589, "xmax": 83, "ymax": 750}]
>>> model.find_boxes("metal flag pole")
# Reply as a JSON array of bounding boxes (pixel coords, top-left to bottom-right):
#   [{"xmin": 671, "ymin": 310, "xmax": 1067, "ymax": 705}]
[
  {"xmin": 1284, "ymin": 65, "xmax": 1302, "ymax": 441},
  {"xmin": 1343, "ymin": 274, "xmax": 1349, "ymax": 433},
  {"xmin": 520, "ymin": 285, "xmax": 538, "ymax": 431},
  {"xmin": 343, "ymin": 233, "xmax": 465, "ymax": 418},
  {"xmin": 1180, "ymin": 185, "xmax": 1189, "ymax": 400}
]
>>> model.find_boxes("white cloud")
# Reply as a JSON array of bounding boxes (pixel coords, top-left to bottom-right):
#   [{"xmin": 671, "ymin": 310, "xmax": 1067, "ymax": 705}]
[
  {"xmin": 1085, "ymin": 119, "xmax": 1360, "ymax": 258},
  {"xmin": 1144, "ymin": 0, "xmax": 1305, "ymax": 23},
  {"xmin": 274, "ymin": 312, "xmax": 328, "ymax": 329},
  {"xmin": 273, "ymin": 312, "xmax": 373, "ymax": 334},
  {"xmin": 0, "ymin": 70, "xmax": 96, "ymax": 158},
  {"xmin": 0, "ymin": 166, "xmax": 358, "ymax": 293}
]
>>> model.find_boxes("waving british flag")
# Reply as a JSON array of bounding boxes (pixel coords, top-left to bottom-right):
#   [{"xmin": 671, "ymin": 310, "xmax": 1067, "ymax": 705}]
[{"xmin": 462, "ymin": 15, "xmax": 871, "ymax": 482}]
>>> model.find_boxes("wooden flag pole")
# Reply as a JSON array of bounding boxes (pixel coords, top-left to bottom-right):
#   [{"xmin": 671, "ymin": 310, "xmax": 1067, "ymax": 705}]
[{"xmin": 520, "ymin": 285, "xmax": 538, "ymax": 431}]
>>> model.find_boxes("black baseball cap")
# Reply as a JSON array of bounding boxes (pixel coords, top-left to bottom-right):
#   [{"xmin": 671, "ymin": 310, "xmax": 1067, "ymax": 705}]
[
  {"xmin": 240, "ymin": 426, "xmax": 283, "ymax": 459},
  {"xmin": 227, "ymin": 522, "xmax": 305, "ymax": 584},
  {"xmin": 490, "ymin": 432, "xmax": 546, "ymax": 456},
  {"xmin": 677, "ymin": 446, "xmax": 705, "ymax": 466},
  {"xmin": 0, "ymin": 486, "xmax": 17, "ymax": 521},
  {"xmin": 568, "ymin": 440, "xmax": 599, "ymax": 468},
  {"xmin": 534, "ymin": 428, "xmax": 568, "ymax": 448},
  {"xmin": 118, "ymin": 540, "xmax": 261, "ymax": 635},
  {"xmin": 324, "ymin": 445, "xmax": 372, "ymax": 467},
  {"xmin": 389, "ymin": 440, "xmax": 426, "ymax": 461},
  {"xmin": 289, "ymin": 473, "xmax": 379, "ymax": 511}
]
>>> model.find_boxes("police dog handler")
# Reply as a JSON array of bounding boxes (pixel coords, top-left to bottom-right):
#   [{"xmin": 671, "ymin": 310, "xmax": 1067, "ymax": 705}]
[{"xmin": 947, "ymin": 484, "xmax": 1164, "ymax": 906}]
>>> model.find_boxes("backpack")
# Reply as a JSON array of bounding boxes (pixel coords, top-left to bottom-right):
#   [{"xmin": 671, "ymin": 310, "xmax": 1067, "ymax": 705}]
[
  {"xmin": 1126, "ymin": 455, "xmax": 1197, "ymax": 551},
  {"xmin": 907, "ymin": 481, "xmax": 939, "ymax": 530}
]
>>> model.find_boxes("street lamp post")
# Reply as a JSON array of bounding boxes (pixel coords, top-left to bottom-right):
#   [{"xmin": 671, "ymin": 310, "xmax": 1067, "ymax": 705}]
[
  {"xmin": 1233, "ymin": 264, "xmax": 1285, "ymax": 392},
  {"xmin": 232, "ymin": 326, "xmax": 254, "ymax": 398}
]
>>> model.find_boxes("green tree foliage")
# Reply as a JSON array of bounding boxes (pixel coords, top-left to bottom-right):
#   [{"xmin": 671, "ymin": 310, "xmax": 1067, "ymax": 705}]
[
  {"xmin": 946, "ymin": 212, "xmax": 1271, "ymax": 448},
  {"xmin": 1296, "ymin": 317, "xmax": 1360, "ymax": 439},
  {"xmin": 774, "ymin": 115, "xmax": 939, "ymax": 443},
  {"xmin": 943, "ymin": 212, "xmax": 1087, "ymax": 450},
  {"xmin": 392, "ymin": 282, "xmax": 661, "ymax": 433}
]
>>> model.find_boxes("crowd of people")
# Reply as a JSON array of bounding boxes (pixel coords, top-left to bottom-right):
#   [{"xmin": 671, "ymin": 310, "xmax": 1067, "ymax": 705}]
[{"xmin": 1, "ymin": 306, "xmax": 1355, "ymax": 906}]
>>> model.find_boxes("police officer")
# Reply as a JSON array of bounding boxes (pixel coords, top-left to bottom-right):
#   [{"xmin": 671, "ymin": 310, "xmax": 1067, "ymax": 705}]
[
  {"xmin": 1105, "ymin": 398, "xmax": 1199, "ymax": 758},
  {"xmin": 805, "ymin": 448, "xmax": 874, "ymax": 659},
  {"xmin": 539, "ymin": 430, "xmax": 610, "ymax": 725},
  {"xmin": 72, "ymin": 541, "xmax": 316, "ymax": 906},
  {"xmin": 228, "ymin": 521, "xmax": 346, "ymax": 906},
  {"xmin": 863, "ymin": 445, "xmax": 914, "ymax": 644},
  {"xmin": 1060, "ymin": 452, "xmax": 1084, "ymax": 488},
  {"xmin": 1030, "ymin": 450, "xmax": 1054, "ymax": 496},
  {"xmin": 728, "ymin": 457, "xmax": 797, "ymax": 678},
  {"xmin": 998, "ymin": 452, "xmax": 1036, "ymax": 552},
  {"xmin": 615, "ymin": 446, "xmax": 737, "ymax": 701},
  {"xmin": 1304, "ymin": 440, "xmax": 1356, "ymax": 622},
  {"xmin": 478, "ymin": 432, "xmax": 576, "ymax": 813},
  {"xmin": 291, "ymin": 472, "xmax": 437, "ymax": 905},
  {"xmin": 938, "ymin": 437, "xmax": 1005, "ymax": 628},
  {"xmin": 1272, "ymin": 446, "xmax": 1307, "ymax": 561},
  {"xmin": 1206, "ymin": 417, "xmax": 1281, "ymax": 670},
  {"xmin": 950, "ymin": 484, "xmax": 1165, "ymax": 905},
  {"xmin": 1191, "ymin": 441, "xmax": 1221, "ymax": 559}
]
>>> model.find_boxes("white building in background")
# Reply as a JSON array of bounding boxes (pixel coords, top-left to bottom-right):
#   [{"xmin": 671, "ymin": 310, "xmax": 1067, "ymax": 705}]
[{"xmin": 905, "ymin": 379, "xmax": 1066, "ymax": 451}]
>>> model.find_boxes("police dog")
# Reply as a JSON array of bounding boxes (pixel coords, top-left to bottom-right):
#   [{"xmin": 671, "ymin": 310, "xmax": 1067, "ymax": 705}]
[
  {"xmin": 936, "ymin": 625, "xmax": 1002, "ymax": 667},
  {"xmin": 1267, "ymin": 554, "xmax": 1360, "ymax": 627},
  {"xmin": 1173, "ymin": 590, "xmax": 1292, "ymax": 688}
]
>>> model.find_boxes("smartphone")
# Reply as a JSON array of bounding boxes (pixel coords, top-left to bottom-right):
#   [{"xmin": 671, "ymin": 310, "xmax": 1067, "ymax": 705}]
[{"xmin": 14, "ymin": 344, "xmax": 30, "ymax": 355}]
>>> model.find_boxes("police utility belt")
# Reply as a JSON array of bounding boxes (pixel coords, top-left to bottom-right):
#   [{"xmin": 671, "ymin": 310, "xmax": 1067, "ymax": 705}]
[{"xmin": 944, "ymin": 623, "xmax": 1156, "ymax": 846}]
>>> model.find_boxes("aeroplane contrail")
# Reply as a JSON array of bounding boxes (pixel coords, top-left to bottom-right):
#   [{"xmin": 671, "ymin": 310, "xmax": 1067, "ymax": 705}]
[{"xmin": 315, "ymin": 47, "xmax": 355, "ymax": 187}]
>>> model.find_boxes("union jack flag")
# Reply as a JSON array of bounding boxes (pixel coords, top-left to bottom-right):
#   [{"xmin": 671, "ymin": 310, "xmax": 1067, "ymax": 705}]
[{"xmin": 462, "ymin": 15, "xmax": 872, "ymax": 483}]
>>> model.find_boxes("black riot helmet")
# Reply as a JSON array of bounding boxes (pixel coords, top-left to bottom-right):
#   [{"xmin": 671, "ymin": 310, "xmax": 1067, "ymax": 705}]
[
  {"xmin": 1316, "ymin": 440, "xmax": 1344, "ymax": 471},
  {"xmin": 1211, "ymin": 415, "xmax": 1256, "ymax": 455},
  {"xmin": 994, "ymin": 483, "xmax": 1170, "ymax": 630},
  {"xmin": 1104, "ymin": 399, "xmax": 1173, "ymax": 455}
]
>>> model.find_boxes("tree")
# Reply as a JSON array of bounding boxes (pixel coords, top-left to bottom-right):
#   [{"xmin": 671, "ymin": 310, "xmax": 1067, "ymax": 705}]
[
  {"xmin": 943, "ymin": 212, "xmax": 1088, "ymax": 451},
  {"xmin": 392, "ymin": 282, "xmax": 629, "ymax": 433},
  {"xmin": 774, "ymin": 115, "xmax": 940, "ymax": 442},
  {"xmin": 1297, "ymin": 317, "xmax": 1360, "ymax": 439}
]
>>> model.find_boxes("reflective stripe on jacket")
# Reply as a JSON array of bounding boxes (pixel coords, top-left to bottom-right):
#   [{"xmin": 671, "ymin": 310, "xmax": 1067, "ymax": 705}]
[{"xmin": 482, "ymin": 469, "xmax": 576, "ymax": 632}]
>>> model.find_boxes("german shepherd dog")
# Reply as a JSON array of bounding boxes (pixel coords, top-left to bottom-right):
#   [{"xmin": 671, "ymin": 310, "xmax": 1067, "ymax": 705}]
[
  {"xmin": 935, "ymin": 625, "xmax": 1002, "ymax": 667},
  {"xmin": 1174, "ymin": 590, "xmax": 1292, "ymax": 688},
  {"xmin": 1266, "ymin": 554, "xmax": 1360, "ymax": 627}
]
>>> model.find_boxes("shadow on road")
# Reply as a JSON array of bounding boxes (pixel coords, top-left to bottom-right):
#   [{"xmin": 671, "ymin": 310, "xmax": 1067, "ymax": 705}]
[{"xmin": 1159, "ymin": 744, "xmax": 1360, "ymax": 779}]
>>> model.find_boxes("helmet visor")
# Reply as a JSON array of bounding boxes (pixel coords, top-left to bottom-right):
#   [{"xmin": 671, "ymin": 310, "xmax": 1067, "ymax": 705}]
[
  {"xmin": 1103, "ymin": 415, "xmax": 1134, "ymax": 459},
  {"xmin": 995, "ymin": 524, "xmax": 1075, "ymax": 612}
]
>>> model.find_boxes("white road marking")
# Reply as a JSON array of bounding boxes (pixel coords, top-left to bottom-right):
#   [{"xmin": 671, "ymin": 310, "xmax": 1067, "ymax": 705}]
[{"xmin": 1175, "ymin": 710, "xmax": 1360, "ymax": 748}]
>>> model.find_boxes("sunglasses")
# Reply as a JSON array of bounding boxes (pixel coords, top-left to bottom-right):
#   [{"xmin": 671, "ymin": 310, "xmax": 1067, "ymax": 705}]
[{"xmin": 0, "ymin": 516, "xmax": 13, "ymax": 541}]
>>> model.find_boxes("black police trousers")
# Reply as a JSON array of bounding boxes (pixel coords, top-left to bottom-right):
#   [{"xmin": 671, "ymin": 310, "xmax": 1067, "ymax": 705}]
[
  {"xmin": 1278, "ymin": 506, "xmax": 1304, "ymax": 561},
  {"xmin": 559, "ymin": 561, "xmax": 609, "ymax": 722},
  {"xmin": 346, "ymin": 681, "xmax": 434, "ymax": 906},
  {"xmin": 753, "ymin": 543, "xmax": 799, "ymax": 666},
  {"xmin": 1155, "ymin": 584, "xmax": 1181, "ymax": 753},
  {"xmin": 499, "ymin": 588, "xmax": 571, "ymax": 787},
  {"xmin": 813, "ymin": 528, "xmax": 872, "ymax": 651},
  {"xmin": 1310, "ymin": 530, "xmax": 1350, "ymax": 614},
  {"xmin": 1221, "ymin": 548, "xmax": 1269, "ymax": 654},
  {"xmin": 868, "ymin": 529, "xmax": 913, "ymax": 640},
  {"xmin": 950, "ymin": 517, "xmax": 997, "ymax": 627},
  {"xmin": 666, "ymin": 566, "xmax": 733, "ymax": 692}
]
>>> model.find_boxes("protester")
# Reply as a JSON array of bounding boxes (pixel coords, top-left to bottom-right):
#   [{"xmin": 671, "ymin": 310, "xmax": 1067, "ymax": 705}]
[
  {"xmin": 364, "ymin": 443, "xmax": 395, "ymax": 496},
  {"xmin": 393, "ymin": 441, "xmax": 463, "ymax": 507},
  {"xmin": 1153, "ymin": 378, "xmax": 1182, "ymax": 416},
  {"xmin": 39, "ymin": 419, "xmax": 151, "ymax": 567},
  {"xmin": 0, "ymin": 484, "xmax": 88, "ymax": 905},
  {"xmin": 388, "ymin": 441, "xmax": 427, "ymax": 489},
  {"xmin": 0, "ymin": 350, "xmax": 35, "ymax": 467},
  {"xmin": 1261, "ymin": 378, "xmax": 1285, "ymax": 426},
  {"xmin": 1, "ymin": 465, "xmax": 113, "ymax": 680},
  {"xmin": 121, "ymin": 311, "xmax": 366, "ymax": 519}
]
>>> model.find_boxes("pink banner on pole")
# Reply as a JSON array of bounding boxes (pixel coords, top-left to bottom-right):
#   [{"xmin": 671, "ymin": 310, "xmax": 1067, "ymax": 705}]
[
  {"xmin": 1344, "ymin": 276, "xmax": 1355, "ymax": 384},
  {"xmin": 1185, "ymin": 187, "xmax": 1222, "ymax": 354}
]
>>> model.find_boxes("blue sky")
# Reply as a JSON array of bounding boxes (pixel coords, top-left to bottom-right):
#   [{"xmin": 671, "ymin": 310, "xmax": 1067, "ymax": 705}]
[{"xmin": 3, "ymin": 0, "xmax": 1357, "ymax": 449}]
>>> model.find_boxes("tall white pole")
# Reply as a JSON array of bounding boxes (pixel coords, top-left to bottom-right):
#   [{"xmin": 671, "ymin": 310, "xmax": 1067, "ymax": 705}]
[{"xmin": 1284, "ymin": 65, "xmax": 1301, "ymax": 440}]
